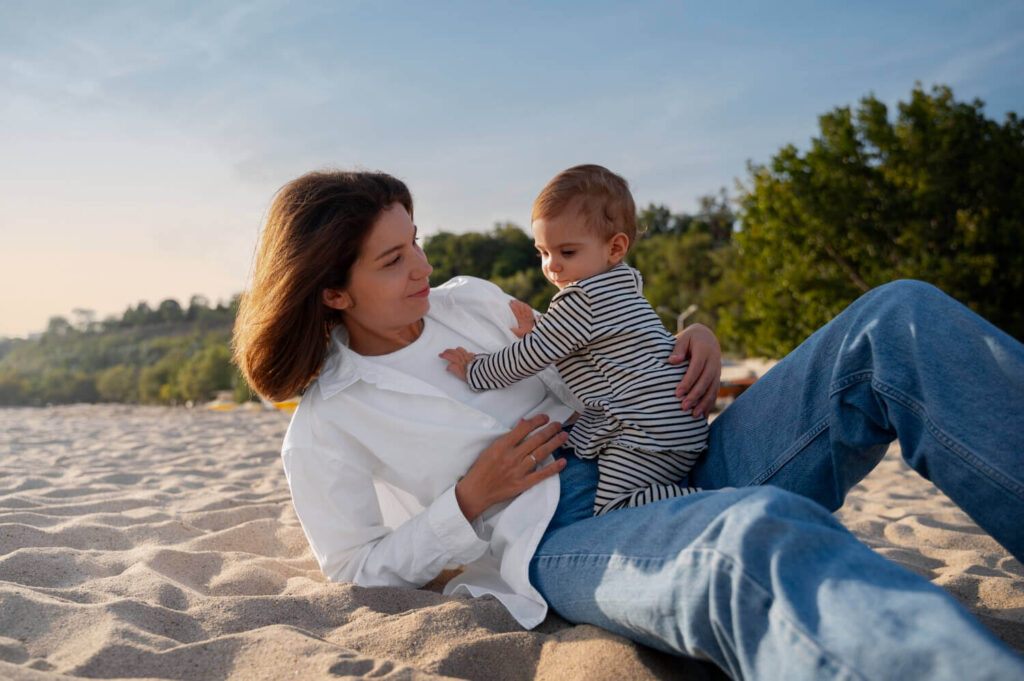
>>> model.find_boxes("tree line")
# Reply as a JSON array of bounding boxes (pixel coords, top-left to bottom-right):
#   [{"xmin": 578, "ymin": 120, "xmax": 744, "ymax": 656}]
[
  {"xmin": 0, "ymin": 297, "xmax": 249, "ymax": 406},
  {"xmin": 2, "ymin": 84, "xmax": 1020, "ymax": 406}
]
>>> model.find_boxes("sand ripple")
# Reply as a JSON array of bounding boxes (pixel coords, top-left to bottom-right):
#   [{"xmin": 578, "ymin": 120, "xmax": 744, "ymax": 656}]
[{"xmin": 0, "ymin": 406, "xmax": 1019, "ymax": 680}]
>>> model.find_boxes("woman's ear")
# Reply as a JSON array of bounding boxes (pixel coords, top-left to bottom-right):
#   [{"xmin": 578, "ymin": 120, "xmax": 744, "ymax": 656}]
[
  {"xmin": 322, "ymin": 288, "xmax": 352, "ymax": 311},
  {"xmin": 607, "ymin": 232, "xmax": 630, "ymax": 265}
]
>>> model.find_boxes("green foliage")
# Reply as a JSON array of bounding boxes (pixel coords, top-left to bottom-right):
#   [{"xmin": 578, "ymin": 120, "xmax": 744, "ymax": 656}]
[
  {"xmin": 96, "ymin": 365, "xmax": 139, "ymax": 403},
  {"xmin": 175, "ymin": 344, "xmax": 234, "ymax": 403},
  {"xmin": 0, "ymin": 295, "xmax": 241, "ymax": 406},
  {"xmin": 0, "ymin": 370, "xmax": 30, "ymax": 406},
  {"xmin": 629, "ymin": 203, "xmax": 743, "ymax": 352},
  {"xmin": 39, "ymin": 368, "xmax": 97, "ymax": 404},
  {"xmin": 637, "ymin": 190, "xmax": 734, "ymax": 245},
  {"xmin": 139, "ymin": 354, "xmax": 183, "ymax": 404},
  {"xmin": 425, "ymin": 223, "xmax": 538, "ymax": 282},
  {"xmin": 231, "ymin": 365, "xmax": 257, "ymax": 403},
  {"xmin": 425, "ymin": 223, "xmax": 555, "ymax": 310},
  {"xmin": 492, "ymin": 268, "xmax": 555, "ymax": 311},
  {"xmin": 731, "ymin": 84, "xmax": 1024, "ymax": 356},
  {"xmin": 157, "ymin": 299, "xmax": 184, "ymax": 324}
]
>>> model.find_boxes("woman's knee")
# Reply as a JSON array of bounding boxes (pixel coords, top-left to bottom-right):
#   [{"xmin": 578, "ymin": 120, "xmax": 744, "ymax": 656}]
[
  {"xmin": 838, "ymin": 279, "xmax": 965, "ymax": 348},
  {"xmin": 694, "ymin": 486, "xmax": 843, "ymax": 555},
  {"xmin": 861, "ymin": 278, "xmax": 952, "ymax": 316}
]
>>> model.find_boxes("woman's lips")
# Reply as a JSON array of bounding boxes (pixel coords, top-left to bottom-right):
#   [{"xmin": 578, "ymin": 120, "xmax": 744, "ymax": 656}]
[{"xmin": 410, "ymin": 286, "xmax": 430, "ymax": 298}]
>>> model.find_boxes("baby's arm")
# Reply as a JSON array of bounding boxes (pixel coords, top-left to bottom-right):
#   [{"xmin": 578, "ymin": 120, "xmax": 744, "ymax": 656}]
[
  {"xmin": 455, "ymin": 288, "xmax": 593, "ymax": 391},
  {"xmin": 441, "ymin": 300, "xmax": 538, "ymax": 381}
]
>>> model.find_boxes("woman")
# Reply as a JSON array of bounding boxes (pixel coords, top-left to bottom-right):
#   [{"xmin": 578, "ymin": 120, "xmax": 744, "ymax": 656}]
[{"xmin": 233, "ymin": 170, "xmax": 1024, "ymax": 681}]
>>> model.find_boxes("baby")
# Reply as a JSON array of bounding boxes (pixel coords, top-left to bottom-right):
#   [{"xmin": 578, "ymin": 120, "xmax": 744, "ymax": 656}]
[{"xmin": 442, "ymin": 164, "xmax": 709, "ymax": 515}]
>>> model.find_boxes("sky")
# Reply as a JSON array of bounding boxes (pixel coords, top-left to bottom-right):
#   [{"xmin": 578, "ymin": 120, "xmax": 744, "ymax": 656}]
[{"xmin": 1, "ymin": 1, "xmax": 1022, "ymax": 338}]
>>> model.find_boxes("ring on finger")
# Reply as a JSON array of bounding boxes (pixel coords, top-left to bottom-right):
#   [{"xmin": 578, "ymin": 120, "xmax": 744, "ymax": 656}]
[{"xmin": 528, "ymin": 452, "xmax": 538, "ymax": 465}]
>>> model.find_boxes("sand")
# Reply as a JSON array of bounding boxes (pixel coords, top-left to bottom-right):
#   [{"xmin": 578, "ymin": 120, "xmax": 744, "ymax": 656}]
[{"xmin": 1, "ymin": 403, "xmax": 1021, "ymax": 680}]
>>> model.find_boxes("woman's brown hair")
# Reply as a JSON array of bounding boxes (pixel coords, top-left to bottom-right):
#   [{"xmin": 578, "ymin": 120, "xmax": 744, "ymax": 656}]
[{"xmin": 233, "ymin": 170, "xmax": 413, "ymax": 400}]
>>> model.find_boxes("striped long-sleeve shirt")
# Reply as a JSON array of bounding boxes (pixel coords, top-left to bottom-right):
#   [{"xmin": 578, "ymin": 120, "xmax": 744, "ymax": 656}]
[{"xmin": 466, "ymin": 263, "xmax": 709, "ymax": 459}]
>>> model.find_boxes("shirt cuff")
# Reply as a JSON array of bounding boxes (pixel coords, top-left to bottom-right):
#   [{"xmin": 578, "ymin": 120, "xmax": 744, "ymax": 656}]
[
  {"xmin": 465, "ymin": 358, "xmax": 487, "ymax": 393},
  {"xmin": 427, "ymin": 484, "xmax": 489, "ymax": 565}
]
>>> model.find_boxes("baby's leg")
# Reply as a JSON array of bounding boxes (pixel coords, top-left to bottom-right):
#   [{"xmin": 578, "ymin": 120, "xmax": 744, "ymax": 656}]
[{"xmin": 594, "ymin": 446, "xmax": 701, "ymax": 515}]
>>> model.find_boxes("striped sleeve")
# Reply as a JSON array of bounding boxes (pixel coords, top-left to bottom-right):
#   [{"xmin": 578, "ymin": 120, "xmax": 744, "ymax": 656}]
[{"xmin": 466, "ymin": 288, "xmax": 593, "ymax": 391}]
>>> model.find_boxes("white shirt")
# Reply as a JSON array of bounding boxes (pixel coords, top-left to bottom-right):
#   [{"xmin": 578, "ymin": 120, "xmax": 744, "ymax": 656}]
[
  {"xmin": 365, "ymin": 316, "xmax": 563, "ymax": 430},
  {"xmin": 280, "ymin": 276, "xmax": 582, "ymax": 629}
]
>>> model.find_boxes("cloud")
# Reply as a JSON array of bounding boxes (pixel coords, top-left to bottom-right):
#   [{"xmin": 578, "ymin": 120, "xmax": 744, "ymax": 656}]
[{"xmin": 929, "ymin": 30, "xmax": 1024, "ymax": 91}]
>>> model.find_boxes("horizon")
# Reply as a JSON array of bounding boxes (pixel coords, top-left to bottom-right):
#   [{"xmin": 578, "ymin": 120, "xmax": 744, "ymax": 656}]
[{"xmin": 3, "ymin": 1, "xmax": 1022, "ymax": 338}]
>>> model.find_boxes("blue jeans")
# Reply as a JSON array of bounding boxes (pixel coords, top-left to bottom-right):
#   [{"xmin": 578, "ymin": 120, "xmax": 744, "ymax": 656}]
[{"xmin": 530, "ymin": 280, "xmax": 1024, "ymax": 681}]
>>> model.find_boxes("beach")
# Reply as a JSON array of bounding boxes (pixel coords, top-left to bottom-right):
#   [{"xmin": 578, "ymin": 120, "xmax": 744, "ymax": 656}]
[{"xmin": 1, "ymin": 403, "xmax": 1021, "ymax": 680}]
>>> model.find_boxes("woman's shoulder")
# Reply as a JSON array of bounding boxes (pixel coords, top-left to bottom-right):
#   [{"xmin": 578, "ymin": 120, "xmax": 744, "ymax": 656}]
[
  {"xmin": 431, "ymin": 276, "xmax": 511, "ymax": 306},
  {"xmin": 429, "ymin": 276, "xmax": 517, "ymax": 329},
  {"xmin": 280, "ymin": 385, "xmax": 377, "ymax": 474},
  {"xmin": 280, "ymin": 388, "xmax": 320, "ymax": 454}
]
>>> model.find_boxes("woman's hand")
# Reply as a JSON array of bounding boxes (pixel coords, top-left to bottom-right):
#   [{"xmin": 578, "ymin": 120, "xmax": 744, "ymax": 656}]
[
  {"xmin": 455, "ymin": 414, "xmax": 568, "ymax": 522},
  {"xmin": 669, "ymin": 323, "xmax": 722, "ymax": 419}
]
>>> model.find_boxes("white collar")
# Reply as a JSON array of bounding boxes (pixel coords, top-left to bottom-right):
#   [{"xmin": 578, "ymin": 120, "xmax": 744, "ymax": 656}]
[{"xmin": 315, "ymin": 285, "xmax": 466, "ymax": 401}]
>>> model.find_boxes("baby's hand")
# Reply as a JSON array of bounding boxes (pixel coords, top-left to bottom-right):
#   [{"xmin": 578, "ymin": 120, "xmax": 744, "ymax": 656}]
[
  {"xmin": 509, "ymin": 299, "xmax": 535, "ymax": 338},
  {"xmin": 440, "ymin": 347, "xmax": 477, "ymax": 382}
]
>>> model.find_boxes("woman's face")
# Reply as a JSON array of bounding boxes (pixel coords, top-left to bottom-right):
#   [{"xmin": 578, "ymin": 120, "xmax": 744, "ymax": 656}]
[{"xmin": 323, "ymin": 203, "xmax": 433, "ymax": 354}]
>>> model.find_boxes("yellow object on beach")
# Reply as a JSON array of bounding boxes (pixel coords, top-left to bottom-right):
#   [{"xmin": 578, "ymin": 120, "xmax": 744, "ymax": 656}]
[
  {"xmin": 256, "ymin": 396, "xmax": 300, "ymax": 414},
  {"xmin": 270, "ymin": 399, "xmax": 300, "ymax": 414},
  {"xmin": 203, "ymin": 391, "xmax": 299, "ymax": 413}
]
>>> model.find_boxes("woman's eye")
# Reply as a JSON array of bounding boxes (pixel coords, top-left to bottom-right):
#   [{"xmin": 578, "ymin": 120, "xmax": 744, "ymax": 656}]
[
  {"xmin": 562, "ymin": 250, "xmax": 575, "ymax": 257},
  {"xmin": 385, "ymin": 254, "xmax": 402, "ymax": 267}
]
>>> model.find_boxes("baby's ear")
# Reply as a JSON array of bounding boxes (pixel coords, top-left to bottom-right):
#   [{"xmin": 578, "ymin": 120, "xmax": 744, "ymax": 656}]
[{"xmin": 607, "ymin": 232, "xmax": 630, "ymax": 264}]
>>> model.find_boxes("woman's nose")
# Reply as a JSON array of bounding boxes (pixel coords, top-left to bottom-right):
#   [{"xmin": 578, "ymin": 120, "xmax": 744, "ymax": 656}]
[{"xmin": 415, "ymin": 251, "xmax": 433, "ymax": 279}]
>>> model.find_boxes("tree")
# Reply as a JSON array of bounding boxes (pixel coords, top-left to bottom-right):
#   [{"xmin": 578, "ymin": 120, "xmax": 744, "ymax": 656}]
[
  {"xmin": 71, "ymin": 308, "xmax": 97, "ymax": 333},
  {"xmin": 424, "ymin": 223, "xmax": 537, "ymax": 285},
  {"xmin": 492, "ymin": 268, "xmax": 554, "ymax": 311},
  {"xmin": 231, "ymin": 364, "xmax": 257, "ymax": 403},
  {"xmin": 186, "ymin": 295, "xmax": 210, "ymax": 321},
  {"xmin": 38, "ymin": 368, "xmax": 97, "ymax": 403},
  {"xmin": 139, "ymin": 351, "xmax": 186, "ymax": 404},
  {"xmin": 637, "ymin": 204, "xmax": 676, "ymax": 238},
  {"xmin": 96, "ymin": 365, "xmax": 139, "ymax": 402},
  {"xmin": 157, "ymin": 299, "xmax": 184, "ymax": 324},
  {"xmin": 694, "ymin": 189, "xmax": 736, "ymax": 246},
  {"xmin": 47, "ymin": 316, "xmax": 72, "ymax": 336},
  {"xmin": 175, "ymin": 344, "xmax": 234, "ymax": 402},
  {"xmin": 0, "ymin": 371, "xmax": 28, "ymax": 406},
  {"xmin": 730, "ymin": 84, "xmax": 1024, "ymax": 356},
  {"xmin": 122, "ymin": 302, "xmax": 155, "ymax": 327}
]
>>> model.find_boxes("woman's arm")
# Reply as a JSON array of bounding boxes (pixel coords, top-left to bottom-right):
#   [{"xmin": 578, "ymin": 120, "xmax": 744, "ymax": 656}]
[
  {"xmin": 283, "ymin": 436, "xmax": 486, "ymax": 588},
  {"xmin": 283, "ymin": 415, "xmax": 567, "ymax": 587},
  {"xmin": 669, "ymin": 323, "xmax": 722, "ymax": 419}
]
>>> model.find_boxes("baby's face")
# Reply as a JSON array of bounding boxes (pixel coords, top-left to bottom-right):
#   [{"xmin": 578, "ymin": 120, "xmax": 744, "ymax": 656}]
[{"xmin": 532, "ymin": 212, "xmax": 617, "ymax": 290}]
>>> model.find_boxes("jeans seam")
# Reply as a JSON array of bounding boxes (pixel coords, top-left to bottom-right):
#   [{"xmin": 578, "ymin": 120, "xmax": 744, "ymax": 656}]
[
  {"xmin": 830, "ymin": 370, "xmax": 874, "ymax": 392},
  {"xmin": 869, "ymin": 377, "xmax": 1024, "ymax": 499},
  {"xmin": 748, "ymin": 417, "xmax": 830, "ymax": 486},
  {"xmin": 534, "ymin": 548, "xmax": 869, "ymax": 681}
]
